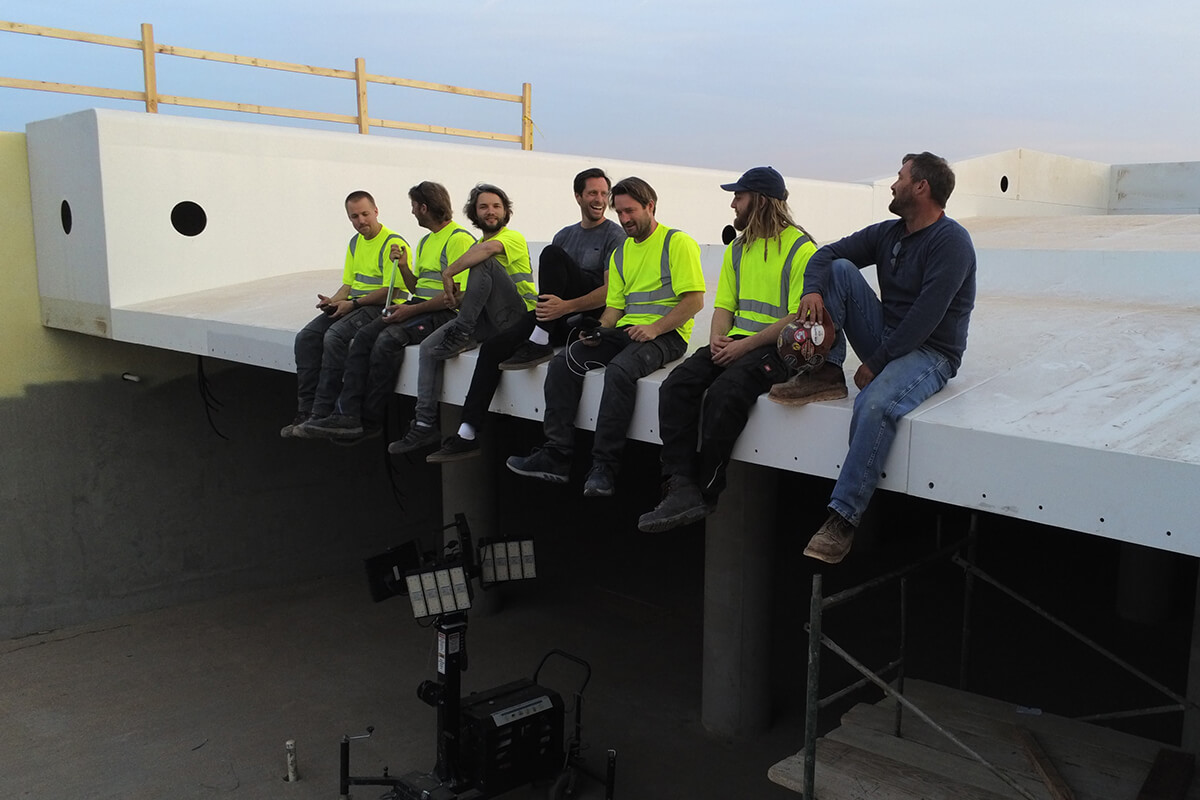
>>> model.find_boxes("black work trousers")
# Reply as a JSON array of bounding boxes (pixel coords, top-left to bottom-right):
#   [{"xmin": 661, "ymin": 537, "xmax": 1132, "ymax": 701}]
[
  {"xmin": 460, "ymin": 245, "xmax": 602, "ymax": 430},
  {"xmin": 543, "ymin": 328, "xmax": 686, "ymax": 469},
  {"xmin": 658, "ymin": 341, "xmax": 788, "ymax": 500}
]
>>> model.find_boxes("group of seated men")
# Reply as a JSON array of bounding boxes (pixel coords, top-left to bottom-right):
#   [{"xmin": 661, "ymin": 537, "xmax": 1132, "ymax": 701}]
[{"xmin": 281, "ymin": 155, "xmax": 977, "ymax": 565}]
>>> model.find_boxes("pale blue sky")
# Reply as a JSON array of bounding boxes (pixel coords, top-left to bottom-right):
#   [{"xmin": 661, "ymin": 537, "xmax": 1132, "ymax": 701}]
[{"xmin": 2, "ymin": 1, "xmax": 1197, "ymax": 181}]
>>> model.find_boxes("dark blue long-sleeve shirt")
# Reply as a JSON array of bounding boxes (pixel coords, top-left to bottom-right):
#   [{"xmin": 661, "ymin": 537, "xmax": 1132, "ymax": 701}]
[{"xmin": 801, "ymin": 215, "xmax": 976, "ymax": 376}]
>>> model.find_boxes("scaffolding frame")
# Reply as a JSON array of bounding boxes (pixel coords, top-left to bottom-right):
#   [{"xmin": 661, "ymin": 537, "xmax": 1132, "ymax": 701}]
[{"xmin": 800, "ymin": 513, "xmax": 1199, "ymax": 798}]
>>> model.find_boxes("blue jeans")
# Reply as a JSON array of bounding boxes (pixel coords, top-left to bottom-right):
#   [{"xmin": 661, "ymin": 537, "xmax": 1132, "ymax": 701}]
[{"xmin": 823, "ymin": 259, "xmax": 953, "ymax": 526}]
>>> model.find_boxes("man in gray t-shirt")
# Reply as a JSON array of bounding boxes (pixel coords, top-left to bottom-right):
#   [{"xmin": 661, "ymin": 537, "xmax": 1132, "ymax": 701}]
[
  {"xmin": 550, "ymin": 216, "xmax": 626, "ymax": 283},
  {"xmin": 425, "ymin": 168, "xmax": 625, "ymax": 463},
  {"xmin": 502, "ymin": 169, "xmax": 626, "ymax": 363}
]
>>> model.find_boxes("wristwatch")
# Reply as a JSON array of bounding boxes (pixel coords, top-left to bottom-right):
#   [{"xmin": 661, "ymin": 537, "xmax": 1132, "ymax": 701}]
[{"xmin": 351, "ymin": 297, "xmax": 360, "ymax": 309}]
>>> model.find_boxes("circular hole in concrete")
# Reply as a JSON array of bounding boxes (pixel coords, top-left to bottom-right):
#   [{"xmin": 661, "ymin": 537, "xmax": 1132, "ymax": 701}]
[
  {"xmin": 171, "ymin": 201, "xmax": 207, "ymax": 237},
  {"xmin": 1000, "ymin": 175, "xmax": 1009, "ymax": 193},
  {"xmin": 928, "ymin": 482, "xmax": 935, "ymax": 489},
  {"xmin": 61, "ymin": 200, "xmax": 73, "ymax": 234}
]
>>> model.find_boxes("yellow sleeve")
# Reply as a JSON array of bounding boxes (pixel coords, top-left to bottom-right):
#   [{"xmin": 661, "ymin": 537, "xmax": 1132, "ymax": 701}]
[
  {"xmin": 605, "ymin": 246, "xmax": 626, "ymax": 309},
  {"xmin": 668, "ymin": 232, "xmax": 706, "ymax": 295},
  {"xmin": 788, "ymin": 238, "xmax": 818, "ymax": 313}
]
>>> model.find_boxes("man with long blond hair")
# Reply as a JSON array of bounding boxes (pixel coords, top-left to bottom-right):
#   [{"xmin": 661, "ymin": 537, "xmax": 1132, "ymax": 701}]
[{"xmin": 639, "ymin": 167, "xmax": 816, "ymax": 532}]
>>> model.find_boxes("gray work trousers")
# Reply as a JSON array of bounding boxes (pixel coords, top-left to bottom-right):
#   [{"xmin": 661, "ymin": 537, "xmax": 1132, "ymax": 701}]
[{"xmin": 412, "ymin": 257, "xmax": 528, "ymax": 427}]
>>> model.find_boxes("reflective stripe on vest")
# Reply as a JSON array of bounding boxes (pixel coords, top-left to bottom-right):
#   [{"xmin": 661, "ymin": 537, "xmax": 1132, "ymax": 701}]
[
  {"xmin": 730, "ymin": 231, "xmax": 810, "ymax": 332},
  {"xmin": 510, "ymin": 270, "xmax": 538, "ymax": 306},
  {"xmin": 612, "ymin": 229, "xmax": 679, "ymax": 316},
  {"xmin": 414, "ymin": 228, "xmax": 474, "ymax": 299},
  {"xmin": 349, "ymin": 233, "xmax": 404, "ymax": 298}
]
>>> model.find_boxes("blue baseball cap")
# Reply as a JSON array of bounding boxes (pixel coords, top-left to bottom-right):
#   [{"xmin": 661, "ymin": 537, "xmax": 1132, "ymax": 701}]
[{"xmin": 720, "ymin": 166, "xmax": 787, "ymax": 200}]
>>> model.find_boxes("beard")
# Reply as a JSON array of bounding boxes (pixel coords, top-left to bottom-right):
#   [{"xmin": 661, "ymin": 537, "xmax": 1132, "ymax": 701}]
[
  {"xmin": 626, "ymin": 218, "xmax": 653, "ymax": 241},
  {"xmin": 888, "ymin": 192, "xmax": 912, "ymax": 217},
  {"xmin": 477, "ymin": 214, "xmax": 508, "ymax": 235}
]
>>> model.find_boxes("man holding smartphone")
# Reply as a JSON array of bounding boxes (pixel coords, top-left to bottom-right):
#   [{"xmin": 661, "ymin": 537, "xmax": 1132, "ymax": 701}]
[{"xmin": 282, "ymin": 191, "xmax": 411, "ymax": 438}]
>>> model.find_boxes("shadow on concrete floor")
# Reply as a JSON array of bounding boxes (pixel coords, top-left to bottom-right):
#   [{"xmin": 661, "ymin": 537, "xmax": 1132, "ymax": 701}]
[
  {"xmin": 0, "ymin": 560, "xmax": 807, "ymax": 800},
  {"xmin": 4, "ymin": 430, "xmax": 1195, "ymax": 799}
]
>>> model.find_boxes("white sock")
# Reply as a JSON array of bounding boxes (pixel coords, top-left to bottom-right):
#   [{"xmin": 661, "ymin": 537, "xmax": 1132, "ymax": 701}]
[
  {"xmin": 458, "ymin": 422, "xmax": 476, "ymax": 440},
  {"xmin": 529, "ymin": 326, "xmax": 550, "ymax": 346}
]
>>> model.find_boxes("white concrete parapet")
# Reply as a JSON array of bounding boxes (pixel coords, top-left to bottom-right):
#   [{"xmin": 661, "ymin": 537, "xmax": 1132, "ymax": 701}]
[{"xmin": 27, "ymin": 109, "xmax": 1200, "ymax": 557}]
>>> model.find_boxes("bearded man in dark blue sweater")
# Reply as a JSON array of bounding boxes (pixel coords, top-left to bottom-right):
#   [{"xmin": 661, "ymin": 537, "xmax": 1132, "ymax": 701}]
[{"xmin": 770, "ymin": 151, "xmax": 976, "ymax": 564}]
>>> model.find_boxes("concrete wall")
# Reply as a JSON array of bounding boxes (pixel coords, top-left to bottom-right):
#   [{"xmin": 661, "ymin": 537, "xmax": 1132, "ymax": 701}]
[
  {"xmin": 28, "ymin": 109, "xmax": 874, "ymax": 339},
  {"xmin": 29, "ymin": 113, "xmax": 1142, "ymax": 353},
  {"xmin": 0, "ymin": 132, "xmax": 440, "ymax": 639},
  {"xmin": 870, "ymin": 148, "xmax": 1112, "ymax": 221},
  {"xmin": 1111, "ymin": 161, "xmax": 1200, "ymax": 214}
]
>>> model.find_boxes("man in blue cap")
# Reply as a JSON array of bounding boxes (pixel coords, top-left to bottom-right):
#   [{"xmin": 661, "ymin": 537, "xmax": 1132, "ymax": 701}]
[{"xmin": 639, "ymin": 167, "xmax": 817, "ymax": 532}]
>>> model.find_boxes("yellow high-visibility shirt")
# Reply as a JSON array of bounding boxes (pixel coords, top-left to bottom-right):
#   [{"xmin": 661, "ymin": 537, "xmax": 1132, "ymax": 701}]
[
  {"xmin": 343, "ymin": 225, "xmax": 411, "ymax": 301},
  {"xmin": 412, "ymin": 222, "xmax": 477, "ymax": 300},
  {"xmin": 715, "ymin": 226, "xmax": 816, "ymax": 336},
  {"xmin": 488, "ymin": 227, "xmax": 536, "ymax": 311},
  {"xmin": 607, "ymin": 224, "xmax": 705, "ymax": 342}
]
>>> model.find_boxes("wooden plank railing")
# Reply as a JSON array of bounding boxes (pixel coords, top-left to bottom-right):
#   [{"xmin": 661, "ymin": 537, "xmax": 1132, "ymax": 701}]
[{"xmin": 0, "ymin": 20, "xmax": 534, "ymax": 149}]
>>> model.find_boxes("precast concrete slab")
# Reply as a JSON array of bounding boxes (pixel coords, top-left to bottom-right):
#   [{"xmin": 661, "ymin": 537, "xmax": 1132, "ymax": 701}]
[{"xmin": 34, "ymin": 157, "xmax": 1200, "ymax": 557}]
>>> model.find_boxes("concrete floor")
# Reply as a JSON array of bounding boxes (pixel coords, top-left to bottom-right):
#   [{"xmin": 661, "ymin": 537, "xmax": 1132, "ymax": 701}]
[
  {"xmin": 0, "ymin": 562, "xmax": 806, "ymax": 800},
  {"xmin": 4, "ymin": 445, "xmax": 1195, "ymax": 800}
]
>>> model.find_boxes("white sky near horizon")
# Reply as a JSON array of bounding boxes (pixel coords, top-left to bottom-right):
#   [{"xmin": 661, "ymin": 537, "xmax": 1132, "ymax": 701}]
[{"xmin": 1, "ymin": 0, "xmax": 1198, "ymax": 183}]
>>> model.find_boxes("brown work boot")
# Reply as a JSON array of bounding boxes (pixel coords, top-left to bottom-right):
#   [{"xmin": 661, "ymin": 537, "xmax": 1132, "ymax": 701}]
[
  {"xmin": 803, "ymin": 511, "xmax": 856, "ymax": 564},
  {"xmin": 768, "ymin": 363, "xmax": 848, "ymax": 406}
]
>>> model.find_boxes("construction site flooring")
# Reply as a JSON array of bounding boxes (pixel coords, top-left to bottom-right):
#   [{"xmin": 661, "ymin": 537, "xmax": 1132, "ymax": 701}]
[
  {"xmin": 0, "ymin": 543, "xmax": 806, "ymax": 800},
  {"xmin": 2, "ymin": 451, "xmax": 1196, "ymax": 800},
  {"xmin": 770, "ymin": 679, "xmax": 1198, "ymax": 799}
]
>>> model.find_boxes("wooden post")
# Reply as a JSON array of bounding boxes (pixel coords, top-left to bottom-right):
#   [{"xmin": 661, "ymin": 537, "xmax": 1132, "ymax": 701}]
[
  {"xmin": 140, "ymin": 23, "xmax": 158, "ymax": 113},
  {"xmin": 354, "ymin": 57, "xmax": 369, "ymax": 134},
  {"xmin": 1014, "ymin": 726, "xmax": 1076, "ymax": 800},
  {"xmin": 521, "ymin": 82, "xmax": 533, "ymax": 150}
]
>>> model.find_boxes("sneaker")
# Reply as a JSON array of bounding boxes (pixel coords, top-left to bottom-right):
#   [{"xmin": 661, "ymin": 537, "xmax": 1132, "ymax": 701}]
[
  {"xmin": 638, "ymin": 476, "xmax": 710, "ymax": 532},
  {"xmin": 582, "ymin": 463, "xmax": 616, "ymax": 498},
  {"xmin": 768, "ymin": 363, "xmax": 848, "ymax": 407},
  {"xmin": 426, "ymin": 434, "xmax": 481, "ymax": 463},
  {"xmin": 506, "ymin": 447, "xmax": 570, "ymax": 484},
  {"xmin": 498, "ymin": 341, "xmax": 554, "ymax": 371},
  {"xmin": 280, "ymin": 412, "xmax": 311, "ymax": 439},
  {"xmin": 428, "ymin": 325, "xmax": 478, "ymax": 361},
  {"xmin": 299, "ymin": 413, "xmax": 364, "ymax": 440},
  {"xmin": 387, "ymin": 421, "xmax": 442, "ymax": 455},
  {"xmin": 803, "ymin": 511, "xmax": 857, "ymax": 564}
]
